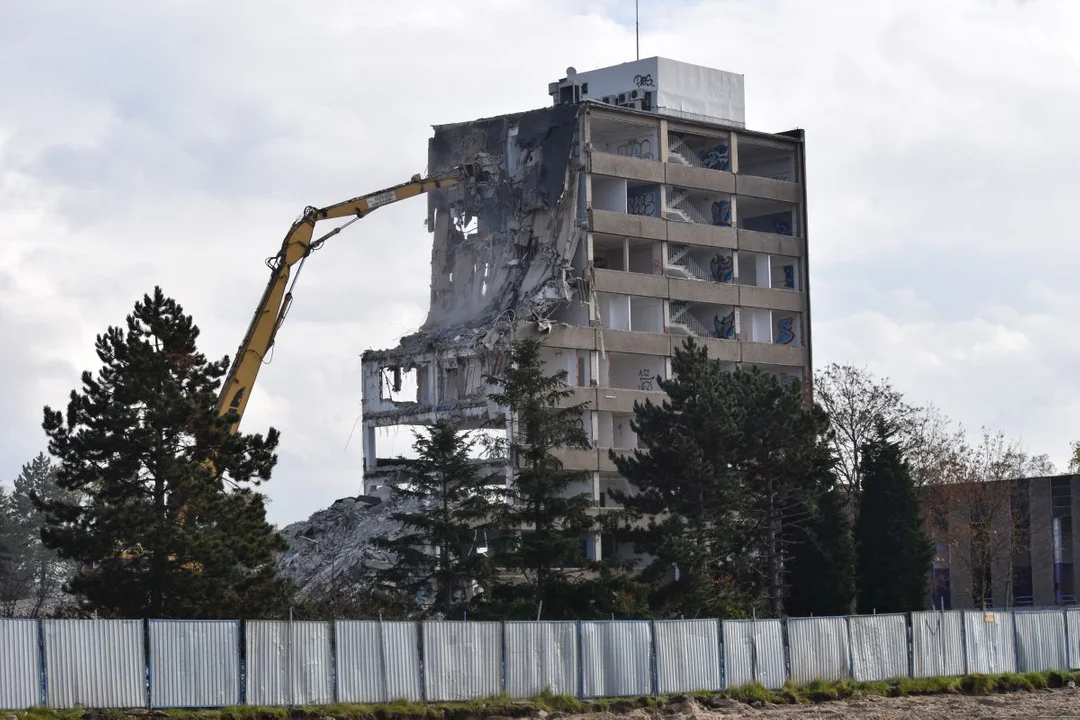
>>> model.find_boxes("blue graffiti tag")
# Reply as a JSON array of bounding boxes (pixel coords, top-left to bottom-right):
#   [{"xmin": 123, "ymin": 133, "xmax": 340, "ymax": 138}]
[
  {"xmin": 783, "ymin": 265, "xmax": 795, "ymax": 289},
  {"xmin": 710, "ymin": 254, "xmax": 733, "ymax": 283},
  {"xmin": 775, "ymin": 317, "xmax": 795, "ymax": 345},
  {"xmin": 714, "ymin": 311, "xmax": 736, "ymax": 339},
  {"xmin": 702, "ymin": 143, "xmax": 730, "ymax": 171},
  {"xmin": 711, "ymin": 200, "xmax": 732, "ymax": 226}
]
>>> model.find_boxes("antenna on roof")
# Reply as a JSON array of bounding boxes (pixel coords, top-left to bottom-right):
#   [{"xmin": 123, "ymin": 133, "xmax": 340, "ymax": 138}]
[{"xmin": 635, "ymin": 0, "xmax": 640, "ymax": 60}]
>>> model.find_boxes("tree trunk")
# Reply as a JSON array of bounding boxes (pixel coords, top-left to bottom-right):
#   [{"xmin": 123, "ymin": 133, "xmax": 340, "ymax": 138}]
[{"xmin": 766, "ymin": 479, "xmax": 784, "ymax": 616}]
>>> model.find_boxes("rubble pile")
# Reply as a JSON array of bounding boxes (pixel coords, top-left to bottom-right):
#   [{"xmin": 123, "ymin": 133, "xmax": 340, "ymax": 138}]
[{"xmin": 276, "ymin": 491, "xmax": 426, "ymax": 601}]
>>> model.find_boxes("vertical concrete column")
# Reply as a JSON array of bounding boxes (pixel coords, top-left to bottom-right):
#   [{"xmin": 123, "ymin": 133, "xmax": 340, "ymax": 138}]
[
  {"xmin": 948, "ymin": 501, "xmax": 973, "ymax": 609},
  {"xmin": 729, "ymin": 132, "xmax": 740, "ymax": 174},
  {"xmin": 1029, "ymin": 478, "xmax": 1055, "ymax": 605},
  {"xmin": 990, "ymin": 498, "xmax": 1012, "ymax": 607},
  {"xmin": 363, "ymin": 425, "xmax": 377, "ymax": 473},
  {"xmin": 1071, "ymin": 476, "xmax": 1080, "ymax": 601}
]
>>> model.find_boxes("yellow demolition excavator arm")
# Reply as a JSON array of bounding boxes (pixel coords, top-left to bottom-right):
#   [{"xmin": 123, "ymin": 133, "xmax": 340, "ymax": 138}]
[{"xmin": 215, "ymin": 161, "xmax": 488, "ymax": 433}]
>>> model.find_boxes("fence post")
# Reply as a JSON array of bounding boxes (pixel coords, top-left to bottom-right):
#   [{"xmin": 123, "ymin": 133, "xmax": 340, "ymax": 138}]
[
  {"xmin": 649, "ymin": 620, "xmax": 658, "ymax": 697},
  {"xmin": 37, "ymin": 619, "xmax": 48, "ymax": 709},
  {"xmin": 576, "ymin": 620, "xmax": 585, "ymax": 699}
]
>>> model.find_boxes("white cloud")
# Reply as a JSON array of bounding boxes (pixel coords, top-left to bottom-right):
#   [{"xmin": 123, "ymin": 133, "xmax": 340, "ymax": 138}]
[{"xmin": 2, "ymin": 0, "xmax": 1079, "ymax": 523}]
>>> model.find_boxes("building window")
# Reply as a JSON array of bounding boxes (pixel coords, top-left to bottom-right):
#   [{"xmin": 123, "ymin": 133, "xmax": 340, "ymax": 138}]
[
  {"xmin": 1012, "ymin": 566, "xmax": 1034, "ymax": 607},
  {"xmin": 932, "ymin": 568, "xmax": 952, "ymax": 611}
]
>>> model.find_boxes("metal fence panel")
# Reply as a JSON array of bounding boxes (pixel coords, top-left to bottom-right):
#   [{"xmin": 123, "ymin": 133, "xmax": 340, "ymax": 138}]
[
  {"xmin": 721, "ymin": 619, "xmax": 785, "ymax": 690},
  {"xmin": 1014, "ymin": 610, "xmax": 1067, "ymax": 673},
  {"xmin": 0, "ymin": 619, "xmax": 41, "ymax": 709},
  {"xmin": 504, "ymin": 622, "xmax": 578, "ymax": 699},
  {"xmin": 848, "ymin": 614, "xmax": 908, "ymax": 682},
  {"xmin": 246, "ymin": 621, "xmax": 334, "ymax": 706},
  {"xmin": 580, "ymin": 621, "xmax": 652, "ymax": 698},
  {"xmin": 149, "ymin": 620, "xmax": 240, "ymax": 708},
  {"xmin": 43, "ymin": 619, "xmax": 145, "ymax": 709},
  {"xmin": 423, "ymin": 621, "xmax": 502, "ymax": 702},
  {"xmin": 1068, "ymin": 610, "xmax": 1080, "ymax": 670},
  {"xmin": 911, "ymin": 611, "xmax": 965, "ymax": 678},
  {"xmin": 787, "ymin": 617, "xmax": 851, "ymax": 684},
  {"xmin": 335, "ymin": 621, "xmax": 421, "ymax": 703},
  {"xmin": 963, "ymin": 610, "xmax": 1016, "ymax": 675},
  {"xmin": 654, "ymin": 620, "xmax": 721, "ymax": 694}
]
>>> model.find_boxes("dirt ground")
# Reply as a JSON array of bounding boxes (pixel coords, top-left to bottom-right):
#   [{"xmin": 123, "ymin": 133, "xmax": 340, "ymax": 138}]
[{"xmin": 565, "ymin": 690, "xmax": 1080, "ymax": 720}]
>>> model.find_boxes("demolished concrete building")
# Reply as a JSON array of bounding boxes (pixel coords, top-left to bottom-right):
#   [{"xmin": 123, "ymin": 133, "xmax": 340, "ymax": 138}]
[{"xmin": 290, "ymin": 56, "xmax": 813, "ymax": 583}]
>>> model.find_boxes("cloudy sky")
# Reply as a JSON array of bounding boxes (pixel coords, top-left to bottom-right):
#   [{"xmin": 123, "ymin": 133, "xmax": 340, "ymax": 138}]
[{"xmin": 2, "ymin": 0, "xmax": 1078, "ymax": 526}]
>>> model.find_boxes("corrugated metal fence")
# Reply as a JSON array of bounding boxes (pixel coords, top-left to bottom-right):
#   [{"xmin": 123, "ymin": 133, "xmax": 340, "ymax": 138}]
[{"xmin": 4, "ymin": 609, "xmax": 1080, "ymax": 710}]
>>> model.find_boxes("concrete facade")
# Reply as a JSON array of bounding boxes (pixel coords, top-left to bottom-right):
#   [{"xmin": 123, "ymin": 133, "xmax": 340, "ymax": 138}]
[
  {"xmin": 359, "ymin": 59, "xmax": 812, "ymax": 563},
  {"xmin": 929, "ymin": 474, "xmax": 1079, "ymax": 610}
]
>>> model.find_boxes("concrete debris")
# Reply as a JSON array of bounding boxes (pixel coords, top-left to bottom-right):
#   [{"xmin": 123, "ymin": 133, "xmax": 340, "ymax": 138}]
[{"xmin": 276, "ymin": 490, "xmax": 426, "ymax": 601}]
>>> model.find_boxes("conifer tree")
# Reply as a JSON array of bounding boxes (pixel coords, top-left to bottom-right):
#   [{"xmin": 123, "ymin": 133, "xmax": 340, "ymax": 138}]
[
  {"xmin": 854, "ymin": 421, "xmax": 934, "ymax": 613},
  {"xmin": 0, "ymin": 486, "xmax": 19, "ymax": 614},
  {"xmin": 371, "ymin": 418, "xmax": 504, "ymax": 618},
  {"xmin": 614, "ymin": 338, "xmax": 837, "ymax": 617},
  {"xmin": 484, "ymin": 338, "xmax": 611, "ymax": 619},
  {"xmin": 4, "ymin": 453, "xmax": 78, "ymax": 617},
  {"xmin": 35, "ymin": 287, "xmax": 288, "ymax": 619},
  {"xmin": 785, "ymin": 484, "xmax": 856, "ymax": 616}
]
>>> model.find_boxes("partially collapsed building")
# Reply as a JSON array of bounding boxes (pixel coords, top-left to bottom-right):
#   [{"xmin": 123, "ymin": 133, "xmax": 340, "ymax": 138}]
[{"xmin": 360, "ymin": 57, "xmax": 812, "ymax": 564}]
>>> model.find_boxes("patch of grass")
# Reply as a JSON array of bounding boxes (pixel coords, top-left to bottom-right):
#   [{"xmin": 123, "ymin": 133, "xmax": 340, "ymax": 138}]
[
  {"xmin": 13, "ymin": 669, "xmax": 1080, "ymax": 720},
  {"xmin": 994, "ymin": 673, "xmax": 1034, "ymax": 693},
  {"xmin": 960, "ymin": 673, "xmax": 997, "ymax": 695},
  {"xmin": 531, "ymin": 687, "xmax": 585, "ymax": 713},
  {"xmin": 804, "ymin": 679, "xmax": 838, "ymax": 702},
  {"xmin": 894, "ymin": 675, "xmax": 962, "ymax": 695},
  {"xmin": 726, "ymin": 681, "xmax": 779, "ymax": 705}
]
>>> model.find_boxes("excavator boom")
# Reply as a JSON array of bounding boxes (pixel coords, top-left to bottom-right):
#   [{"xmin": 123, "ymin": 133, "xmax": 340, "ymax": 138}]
[{"xmin": 215, "ymin": 161, "xmax": 487, "ymax": 432}]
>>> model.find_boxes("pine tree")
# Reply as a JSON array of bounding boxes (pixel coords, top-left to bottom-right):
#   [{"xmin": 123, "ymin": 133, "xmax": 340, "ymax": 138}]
[
  {"xmin": 614, "ymin": 338, "xmax": 837, "ymax": 617},
  {"xmin": 854, "ymin": 420, "xmax": 934, "ymax": 613},
  {"xmin": 609, "ymin": 339, "xmax": 753, "ymax": 618},
  {"xmin": 785, "ymin": 485, "xmax": 856, "ymax": 616},
  {"xmin": 484, "ymin": 338, "xmax": 609, "ymax": 619},
  {"xmin": 0, "ymin": 486, "xmax": 19, "ymax": 615},
  {"xmin": 35, "ymin": 287, "xmax": 289, "ymax": 619},
  {"xmin": 371, "ymin": 418, "xmax": 504, "ymax": 618},
  {"xmin": 4, "ymin": 453, "xmax": 78, "ymax": 617}
]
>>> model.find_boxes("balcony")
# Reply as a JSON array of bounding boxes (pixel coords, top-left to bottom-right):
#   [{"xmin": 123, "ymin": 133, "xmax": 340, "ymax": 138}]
[
  {"xmin": 597, "ymin": 292, "xmax": 664, "ymax": 333},
  {"xmin": 591, "ymin": 116, "xmax": 660, "ymax": 161},
  {"xmin": 738, "ymin": 196, "xmax": 798, "ymax": 236},
  {"xmin": 738, "ymin": 252, "xmax": 801, "ymax": 292},
  {"xmin": 666, "ymin": 243, "xmax": 735, "ymax": 284},
  {"xmin": 539, "ymin": 346, "xmax": 593, "ymax": 387},
  {"xmin": 667, "ymin": 299, "xmax": 736, "ymax": 340},
  {"xmin": 742, "ymin": 307, "xmax": 804, "ymax": 347},
  {"xmin": 593, "ymin": 233, "xmax": 662, "ymax": 276},
  {"xmin": 668, "ymin": 130, "xmax": 731, "ymax": 171},
  {"xmin": 599, "ymin": 352, "xmax": 666, "ymax": 392},
  {"xmin": 664, "ymin": 185, "xmax": 732, "ymax": 227},
  {"xmin": 739, "ymin": 140, "xmax": 797, "ymax": 182}
]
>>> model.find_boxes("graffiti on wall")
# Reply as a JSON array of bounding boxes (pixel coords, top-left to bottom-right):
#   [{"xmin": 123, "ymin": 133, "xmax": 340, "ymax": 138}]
[
  {"xmin": 638, "ymin": 368, "xmax": 658, "ymax": 391},
  {"xmin": 714, "ymin": 311, "xmax": 736, "ymax": 340},
  {"xmin": 616, "ymin": 137, "xmax": 655, "ymax": 160},
  {"xmin": 628, "ymin": 185, "xmax": 660, "ymax": 217},
  {"xmin": 775, "ymin": 317, "xmax": 796, "ymax": 345},
  {"xmin": 783, "ymin": 265, "xmax": 795, "ymax": 289},
  {"xmin": 710, "ymin": 254, "xmax": 734, "ymax": 283},
  {"xmin": 711, "ymin": 200, "xmax": 732, "ymax": 226},
  {"xmin": 702, "ymin": 143, "xmax": 731, "ymax": 171}
]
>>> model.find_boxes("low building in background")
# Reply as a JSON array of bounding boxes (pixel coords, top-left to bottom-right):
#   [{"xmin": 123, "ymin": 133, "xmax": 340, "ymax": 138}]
[{"xmin": 927, "ymin": 473, "xmax": 1080, "ymax": 610}]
